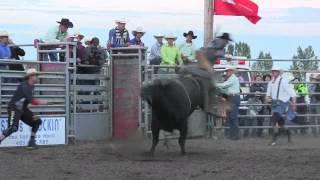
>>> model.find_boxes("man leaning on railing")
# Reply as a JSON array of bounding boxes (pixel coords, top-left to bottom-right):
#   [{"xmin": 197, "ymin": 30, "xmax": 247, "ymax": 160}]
[{"xmin": 36, "ymin": 18, "xmax": 74, "ymax": 61}]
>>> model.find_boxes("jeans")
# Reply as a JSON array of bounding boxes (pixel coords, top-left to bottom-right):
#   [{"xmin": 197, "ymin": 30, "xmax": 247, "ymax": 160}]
[{"xmin": 225, "ymin": 95, "xmax": 241, "ymax": 139}]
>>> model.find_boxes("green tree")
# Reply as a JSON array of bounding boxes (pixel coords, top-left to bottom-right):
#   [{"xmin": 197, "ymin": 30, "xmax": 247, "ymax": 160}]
[
  {"xmin": 251, "ymin": 51, "xmax": 273, "ymax": 76},
  {"xmin": 289, "ymin": 46, "xmax": 318, "ymax": 81},
  {"xmin": 226, "ymin": 42, "xmax": 251, "ymax": 58}
]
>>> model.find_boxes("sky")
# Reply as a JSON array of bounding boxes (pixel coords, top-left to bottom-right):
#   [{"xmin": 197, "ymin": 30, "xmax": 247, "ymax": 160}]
[{"xmin": 0, "ymin": 0, "xmax": 320, "ymax": 69}]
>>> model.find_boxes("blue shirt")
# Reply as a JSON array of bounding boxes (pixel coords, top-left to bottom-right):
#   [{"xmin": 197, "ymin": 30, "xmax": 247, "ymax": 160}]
[
  {"xmin": 0, "ymin": 43, "xmax": 11, "ymax": 59},
  {"xmin": 108, "ymin": 27, "xmax": 130, "ymax": 48},
  {"xmin": 129, "ymin": 38, "xmax": 144, "ymax": 47}
]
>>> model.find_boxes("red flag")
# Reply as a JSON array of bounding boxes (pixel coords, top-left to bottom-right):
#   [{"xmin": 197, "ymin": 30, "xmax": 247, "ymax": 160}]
[{"xmin": 214, "ymin": 0, "xmax": 261, "ymax": 24}]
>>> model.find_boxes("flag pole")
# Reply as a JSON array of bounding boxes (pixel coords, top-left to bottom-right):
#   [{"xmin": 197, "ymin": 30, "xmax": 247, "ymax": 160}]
[{"xmin": 204, "ymin": 0, "xmax": 214, "ymax": 46}]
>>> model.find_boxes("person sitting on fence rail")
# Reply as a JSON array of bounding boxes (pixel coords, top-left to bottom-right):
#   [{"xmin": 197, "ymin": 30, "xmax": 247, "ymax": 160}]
[
  {"xmin": 79, "ymin": 37, "xmax": 106, "ymax": 74},
  {"xmin": 0, "ymin": 68, "xmax": 47, "ymax": 149},
  {"xmin": 292, "ymin": 77, "xmax": 308, "ymax": 134},
  {"xmin": 266, "ymin": 67, "xmax": 297, "ymax": 146},
  {"xmin": 160, "ymin": 34, "xmax": 182, "ymax": 66},
  {"xmin": 0, "ymin": 31, "xmax": 11, "ymax": 69},
  {"xmin": 179, "ymin": 31, "xmax": 197, "ymax": 65},
  {"xmin": 149, "ymin": 34, "xmax": 164, "ymax": 66},
  {"xmin": 38, "ymin": 18, "xmax": 74, "ymax": 61},
  {"xmin": 108, "ymin": 19, "xmax": 130, "ymax": 48},
  {"xmin": 129, "ymin": 27, "xmax": 145, "ymax": 47}
]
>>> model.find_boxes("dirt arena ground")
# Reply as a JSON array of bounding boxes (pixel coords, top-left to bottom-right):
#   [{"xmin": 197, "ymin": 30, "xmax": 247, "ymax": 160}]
[{"xmin": 1, "ymin": 136, "xmax": 320, "ymax": 180}]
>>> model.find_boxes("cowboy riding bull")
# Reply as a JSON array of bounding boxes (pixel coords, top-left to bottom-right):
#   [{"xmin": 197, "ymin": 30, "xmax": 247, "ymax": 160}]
[{"xmin": 141, "ymin": 33, "xmax": 233, "ymax": 155}]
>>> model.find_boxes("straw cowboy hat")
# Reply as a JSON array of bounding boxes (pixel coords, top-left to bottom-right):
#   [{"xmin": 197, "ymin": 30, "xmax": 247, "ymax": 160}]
[
  {"xmin": 183, "ymin": 31, "xmax": 197, "ymax": 39},
  {"xmin": 115, "ymin": 18, "xmax": 127, "ymax": 24},
  {"xmin": 165, "ymin": 33, "xmax": 177, "ymax": 40},
  {"xmin": 154, "ymin": 34, "xmax": 164, "ymax": 38},
  {"xmin": 132, "ymin": 27, "xmax": 145, "ymax": 36},
  {"xmin": 0, "ymin": 30, "xmax": 9, "ymax": 37},
  {"xmin": 57, "ymin": 18, "xmax": 73, "ymax": 28},
  {"xmin": 25, "ymin": 68, "xmax": 38, "ymax": 78}
]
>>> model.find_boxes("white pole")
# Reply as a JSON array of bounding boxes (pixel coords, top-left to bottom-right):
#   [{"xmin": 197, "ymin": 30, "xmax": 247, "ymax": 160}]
[{"xmin": 204, "ymin": 0, "xmax": 214, "ymax": 46}]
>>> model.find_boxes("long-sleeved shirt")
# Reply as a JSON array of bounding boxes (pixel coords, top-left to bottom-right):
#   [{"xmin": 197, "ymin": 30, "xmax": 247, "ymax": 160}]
[
  {"xmin": 42, "ymin": 26, "xmax": 68, "ymax": 42},
  {"xmin": 9, "ymin": 81, "xmax": 35, "ymax": 111},
  {"xmin": 202, "ymin": 37, "xmax": 227, "ymax": 64},
  {"xmin": 150, "ymin": 42, "xmax": 162, "ymax": 60},
  {"xmin": 217, "ymin": 74, "xmax": 240, "ymax": 95},
  {"xmin": 266, "ymin": 76, "xmax": 296, "ymax": 102},
  {"xmin": 129, "ymin": 38, "xmax": 144, "ymax": 47},
  {"xmin": 160, "ymin": 44, "xmax": 181, "ymax": 65},
  {"xmin": 179, "ymin": 42, "xmax": 196, "ymax": 62},
  {"xmin": 108, "ymin": 27, "xmax": 130, "ymax": 48},
  {"xmin": 0, "ymin": 43, "xmax": 11, "ymax": 59}
]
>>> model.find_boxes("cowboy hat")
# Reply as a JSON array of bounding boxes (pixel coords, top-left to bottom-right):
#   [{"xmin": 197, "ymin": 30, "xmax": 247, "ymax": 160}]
[
  {"xmin": 25, "ymin": 68, "xmax": 38, "ymax": 78},
  {"xmin": 154, "ymin": 34, "xmax": 164, "ymax": 38},
  {"xmin": 218, "ymin": 32, "xmax": 233, "ymax": 41},
  {"xmin": 132, "ymin": 27, "xmax": 145, "ymax": 36},
  {"xmin": 115, "ymin": 18, "xmax": 127, "ymax": 24},
  {"xmin": 57, "ymin": 18, "xmax": 73, "ymax": 28},
  {"xmin": 271, "ymin": 67, "xmax": 281, "ymax": 71},
  {"xmin": 183, "ymin": 31, "xmax": 197, "ymax": 39},
  {"xmin": 165, "ymin": 33, "xmax": 177, "ymax": 40},
  {"xmin": 0, "ymin": 30, "xmax": 9, "ymax": 37},
  {"xmin": 225, "ymin": 65, "xmax": 236, "ymax": 71}
]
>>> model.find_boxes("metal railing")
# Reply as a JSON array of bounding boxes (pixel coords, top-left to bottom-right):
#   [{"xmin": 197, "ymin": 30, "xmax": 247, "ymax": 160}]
[{"xmin": 141, "ymin": 63, "xmax": 320, "ymax": 137}]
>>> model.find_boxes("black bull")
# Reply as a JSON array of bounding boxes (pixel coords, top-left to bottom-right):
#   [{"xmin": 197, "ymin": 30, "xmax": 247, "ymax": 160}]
[{"xmin": 141, "ymin": 74, "xmax": 217, "ymax": 155}]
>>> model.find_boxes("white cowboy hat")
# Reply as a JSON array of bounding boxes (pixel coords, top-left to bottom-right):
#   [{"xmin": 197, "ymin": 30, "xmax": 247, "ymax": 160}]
[
  {"xmin": 0, "ymin": 30, "xmax": 9, "ymax": 37},
  {"xmin": 154, "ymin": 34, "xmax": 164, "ymax": 38},
  {"xmin": 25, "ymin": 68, "xmax": 38, "ymax": 78},
  {"xmin": 225, "ymin": 65, "xmax": 236, "ymax": 71},
  {"xmin": 165, "ymin": 33, "xmax": 177, "ymax": 40},
  {"xmin": 115, "ymin": 18, "xmax": 127, "ymax": 24},
  {"xmin": 132, "ymin": 27, "xmax": 145, "ymax": 36},
  {"xmin": 271, "ymin": 67, "xmax": 281, "ymax": 71}
]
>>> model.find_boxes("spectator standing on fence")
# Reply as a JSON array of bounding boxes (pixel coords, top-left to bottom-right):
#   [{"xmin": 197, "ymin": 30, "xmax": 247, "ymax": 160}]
[
  {"xmin": 108, "ymin": 19, "xmax": 130, "ymax": 48},
  {"xmin": 246, "ymin": 75, "xmax": 266, "ymax": 137},
  {"xmin": 161, "ymin": 34, "xmax": 181, "ymax": 66},
  {"xmin": 129, "ymin": 27, "xmax": 145, "ymax": 47},
  {"xmin": 0, "ymin": 31, "xmax": 11, "ymax": 69},
  {"xmin": 149, "ymin": 34, "xmax": 164, "ymax": 65},
  {"xmin": 0, "ymin": 69, "xmax": 47, "ymax": 149},
  {"xmin": 81, "ymin": 37, "xmax": 107, "ymax": 74},
  {"xmin": 8, "ymin": 39, "xmax": 25, "ymax": 71},
  {"xmin": 179, "ymin": 31, "xmax": 197, "ymax": 64},
  {"xmin": 266, "ymin": 67, "xmax": 296, "ymax": 146},
  {"xmin": 40, "ymin": 18, "xmax": 74, "ymax": 61},
  {"xmin": 292, "ymin": 77, "xmax": 308, "ymax": 134},
  {"xmin": 72, "ymin": 33, "xmax": 86, "ymax": 64},
  {"xmin": 216, "ymin": 65, "xmax": 240, "ymax": 140}
]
